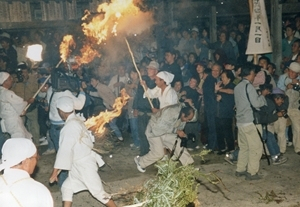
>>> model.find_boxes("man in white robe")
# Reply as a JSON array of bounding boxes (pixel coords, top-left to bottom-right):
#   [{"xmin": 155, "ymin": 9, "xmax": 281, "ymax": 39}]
[
  {"xmin": 0, "ymin": 72, "xmax": 34, "ymax": 139},
  {"xmin": 0, "ymin": 138, "xmax": 53, "ymax": 207},
  {"xmin": 142, "ymin": 71, "xmax": 178, "ymax": 113},
  {"xmin": 134, "ymin": 103, "xmax": 195, "ymax": 173},
  {"xmin": 49, "ymin": 96, "xmax": 116, "ymax": 207}
]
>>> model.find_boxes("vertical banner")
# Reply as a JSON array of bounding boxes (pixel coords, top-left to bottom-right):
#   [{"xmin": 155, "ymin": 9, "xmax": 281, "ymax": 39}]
[{"xmin": 246, "ymin": 0, "xmax": 272, "ymax": 54}]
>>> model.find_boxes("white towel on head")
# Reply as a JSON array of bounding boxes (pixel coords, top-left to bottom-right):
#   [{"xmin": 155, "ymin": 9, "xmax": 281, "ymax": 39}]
[
  {"xmin": 0, "ymin": 138, "xmax": 36, "ymax": 171},
  {"xmin": 157, "ymin": 71, "xmax": 174, "ymax": 85},
  {"xmin": 0, "ymin": 72, "xmax": 9, "ymax": 85}
]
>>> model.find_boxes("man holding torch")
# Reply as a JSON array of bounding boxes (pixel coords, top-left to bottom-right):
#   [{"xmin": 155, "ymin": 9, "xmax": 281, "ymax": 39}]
[
  {"xmin": 0, "ymin": 72, "xmax": 34, "ymax": 140},
  {"xmin": 50, "ymin": 96, "xmax": 116, "ymax": 207}
]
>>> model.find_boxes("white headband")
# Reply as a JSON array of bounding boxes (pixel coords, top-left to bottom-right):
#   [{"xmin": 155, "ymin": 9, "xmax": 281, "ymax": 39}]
[{"xmin": 0, "ymin": 138, "xmax": 36, "ymax": 171}]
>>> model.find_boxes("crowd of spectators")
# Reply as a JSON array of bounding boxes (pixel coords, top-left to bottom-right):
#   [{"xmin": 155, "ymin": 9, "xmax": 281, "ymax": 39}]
[{"xmin": 0, "ymin": 12, "xmax": 300, "ymax": 182}]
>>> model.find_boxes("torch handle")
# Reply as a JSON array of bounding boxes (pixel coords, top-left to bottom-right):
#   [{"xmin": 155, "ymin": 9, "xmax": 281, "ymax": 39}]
[
  {"xmin": 55, "ymin": 59, "xmax": 63, "ymax": 68},
  {"xmin": 23, "ymin": 75, "xmax": 51, "ymax": 112},
  {"xmin": 124, "ymin": 38, "xmax": 154, "ymax": 109},
  {"xmin": 22, "ymin": 58, "xmax": 62, "ymax": 114}
]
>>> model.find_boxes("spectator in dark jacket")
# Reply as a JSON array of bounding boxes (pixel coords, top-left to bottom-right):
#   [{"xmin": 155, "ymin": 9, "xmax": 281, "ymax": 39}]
[
  {"xmin": 215, "ymin": 70, "xmax": 236, "ymax": 154},
  {"xmin": 203, "ymin": 31, "xmax": 236, "ymax": 63},
  {"xmin": 161, "ymin": 49, "xmax": 182, "ymax": 87},
  {"xmin": 202, "ymin": 63, "xmax": 222, "ymax": 150}
]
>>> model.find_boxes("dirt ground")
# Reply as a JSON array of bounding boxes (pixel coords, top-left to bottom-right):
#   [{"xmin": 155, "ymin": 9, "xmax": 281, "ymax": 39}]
[{"xmin": 35, "ymin": 130, "xmax": 300, "ymax": 207}]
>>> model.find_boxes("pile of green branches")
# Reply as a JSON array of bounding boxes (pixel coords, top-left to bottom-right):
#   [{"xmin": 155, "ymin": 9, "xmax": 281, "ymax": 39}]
[{"xmin": 137, "ymin": 160, "xmax": 199, "ymax": 207}]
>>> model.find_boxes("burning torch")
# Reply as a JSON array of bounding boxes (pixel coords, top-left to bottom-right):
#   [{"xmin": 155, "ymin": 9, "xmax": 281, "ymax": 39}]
[{"xmin": 22, "ymin": 35, "xmax": 73, "ymax": 114}]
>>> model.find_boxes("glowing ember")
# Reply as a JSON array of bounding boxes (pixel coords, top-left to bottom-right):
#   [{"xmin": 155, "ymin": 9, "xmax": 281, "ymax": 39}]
[
  {"xmin": 115, "ymin": 12, "xmax": 121, "ymax": 18},
  {"xmin": 26, "ymin": 44, "xmax": 43, "ymax": 62},
  {"xmin": 85, "ymin": 89, "xmax": 130, "ymax": 135},
  {"xmin": 59, "ymin": 35, "xmax": 76, "ymax": 62}
]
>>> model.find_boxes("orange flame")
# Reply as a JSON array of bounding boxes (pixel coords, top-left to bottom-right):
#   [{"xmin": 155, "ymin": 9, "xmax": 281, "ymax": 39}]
[
  {"xmin": 76, "ymin": 44, "xmax": 101, "ymax": 65},
  {"xmin": 59, "ymin": 0, "xmax": 140, "ymax": 66},
  {"xmin": 85, "ymin": 89, "xmax": 130, "ymax": 135},
  {"xmin": 82, "ymin": 0, "xmax": 138, "ymax": 44},
  {"xmin": 59, "ymin": 35, "xmax": 75, "ymax": 62}
]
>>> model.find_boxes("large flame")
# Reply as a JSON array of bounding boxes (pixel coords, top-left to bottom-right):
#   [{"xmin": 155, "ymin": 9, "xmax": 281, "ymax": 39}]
[
  {"xmin": 82, "ymin": 0, "xmax": 139, "ymax": 43},
  {"xmin": 59, "ymin": 35, "xmax": 76, "ymax": 62},
  {"xmin": 59, "ymin": 0, "xmax": 139, "ymax": 66},
  {"xmin": 85, "ymin": 89, "xmax": 130, "ymax": 135}
]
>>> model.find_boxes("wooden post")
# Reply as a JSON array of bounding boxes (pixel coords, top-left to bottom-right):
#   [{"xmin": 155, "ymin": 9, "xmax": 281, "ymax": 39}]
[
  {"xmin": 271, "ymin": 0, "xmax": 282, "ymax": 75},
  {"xmin": 210, "ymin": 6, "xmax": 217, "ymax": 43}
]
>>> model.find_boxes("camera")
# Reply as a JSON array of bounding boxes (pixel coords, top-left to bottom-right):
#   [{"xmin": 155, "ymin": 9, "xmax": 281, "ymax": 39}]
[
  {"xmin": 292, "ymin": 83, "xmax": 300, "ymax": 92},
  {"xmin": 127, "ymin": 79, "xmax": 132, "ymax": 84},
  {"xmin": 50, "ymin": 57, "xmax": 81, "ymax": 93},
  {"xmin": 282, "ymin": 110, "xmax": 289, "ymax": 119},
  {"xmin": 180, "ymin": 133, "xmax": 195, "ymax": 148},
  {"xmin": 15, "ymin": 62, "xmax": 28, "ymax": 83},
  {"xmin": 51, "ymin": 69, "xmax": 80, "ymax": 93},
  {"xmin": 16, "ymin": 68, "xmax": 23, "ymax": 83}
]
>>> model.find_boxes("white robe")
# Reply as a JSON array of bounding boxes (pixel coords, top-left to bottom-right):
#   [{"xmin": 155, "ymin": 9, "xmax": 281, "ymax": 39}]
[
  {"xmin": 0, "ymin": 86, "xmax": 32, "ymax": 138},
  {"xmin": 145, "ymin": 85, "xmax": 178, "ymax": 108},
  {"xmin": 54, "ymin": 113, "xmax": 110, "ymax": 204},
  {"xmin": 0, "ymin": 168, "xmax": 53, "ymax": 207}
]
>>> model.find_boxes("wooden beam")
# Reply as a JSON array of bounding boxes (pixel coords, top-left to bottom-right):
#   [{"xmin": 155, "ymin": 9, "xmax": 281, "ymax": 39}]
[{"xmin": 0, "ymin": 20, "xmax": 79, "ymax": 30}]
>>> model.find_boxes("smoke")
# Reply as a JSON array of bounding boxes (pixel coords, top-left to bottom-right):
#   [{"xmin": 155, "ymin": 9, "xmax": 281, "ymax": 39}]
[{"xmin": 117, "ymin": 11, "xmax": 155, "ymax": 36}]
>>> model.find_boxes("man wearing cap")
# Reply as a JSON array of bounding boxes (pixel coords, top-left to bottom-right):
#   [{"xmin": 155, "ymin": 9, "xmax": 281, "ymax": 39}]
[
  {"xmin": 13, "ymin": 62, "xmax": 40, "ymax": 146},
  {"xmin": 49, "ymin": 96, "xmax": 116, "ymax": 207},
  {"xmin": 132, "ymin": 60, "xmax": 160, "ymax": 156},
  {"xmin": 142, "ymin": 71, "xmax": 178, "ymax": 113},
  {"xmin": 190, "ymin": 26, "xmax": 202, "ymax": 57},
  {"xmin": 134, "ymin": 103, "xmax": 195, "ymax": 173},
  {"xmin": 0, "ymin": 72, "xmax": 34, "ymax": 139},
  {"xmin": 0, "ymin": 138, "xmax": 53, "ymax": 207},
  {"xmin": 284, "ymin": 62, "xmax": 300, "ymax": 154},
  {"xmin": 272, "ymin": 88, "xmax": 289, "ymax": 154}
]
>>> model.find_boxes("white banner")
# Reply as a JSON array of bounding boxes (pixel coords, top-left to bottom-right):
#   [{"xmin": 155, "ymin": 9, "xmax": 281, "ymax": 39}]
[{"xmin": 246, "ymin": 0, "xmax": 272, "ymax": 54}]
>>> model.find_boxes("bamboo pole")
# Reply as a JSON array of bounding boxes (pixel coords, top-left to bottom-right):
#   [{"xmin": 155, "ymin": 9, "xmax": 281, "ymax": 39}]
[
  {"xmin": 22, "ymin": 59, "xmax": 63, "ymax": 114},
  {"xmin": 124, "ymin": 38, "xmax": 154, "ymax": 109}
]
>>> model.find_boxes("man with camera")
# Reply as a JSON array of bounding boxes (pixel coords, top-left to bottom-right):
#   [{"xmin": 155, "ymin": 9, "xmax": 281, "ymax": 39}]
[
  {"xmin": 134, "ymin": 103, "xmax": 195, "ymax": 173},
  {"xmin": 12, "ymin": 62, "xmax": 40, "ymax": 146},
  {"xmin": 234, "ymin": 63, "xmax": 268, "ymax": 180},
  {"xmin": 284, "ymin": 62, "xmax": 300, "ymax": 154}
]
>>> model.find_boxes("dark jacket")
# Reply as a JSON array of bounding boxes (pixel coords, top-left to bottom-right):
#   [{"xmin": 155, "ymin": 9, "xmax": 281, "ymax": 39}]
[
  {"xmin": 161, "ymin": 62, "xmax": 182, "ymax": 86},
  {"xmin": 132, "ymin": 75, "xmax": 159, "ymax": 113},
  {"xmin": 216, "ymin": 82, "xmax": 235, "ymax": 118},
  {"xmin": 181, "ymin": 86, "xmax": 200, "ymax": 108},
  {"xmin": 203, "ymin": 74, "xmax": 218, "ymax": 115},
  {"xmin": 260, "ymin": 97, "xmax": 279, "ymax": 124},
  {"xmin": 209, "ymin": 41, "xmax": 236, "ymax": 63}
]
